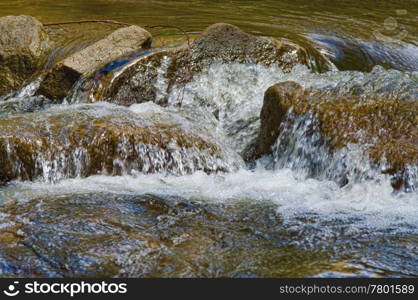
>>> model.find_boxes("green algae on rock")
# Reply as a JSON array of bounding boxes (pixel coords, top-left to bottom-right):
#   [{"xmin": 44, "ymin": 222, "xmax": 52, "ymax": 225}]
[{"xmin": 0, "ymin": 15, "xmax": 52, "ymax": 96}]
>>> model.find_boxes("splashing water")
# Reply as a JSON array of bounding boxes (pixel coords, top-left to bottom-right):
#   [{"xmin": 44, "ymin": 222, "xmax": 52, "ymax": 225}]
[
  {"xmin": 2, "ymin": 60, "xmax": 417, "ymax": 221},
  {"xmin": 2, "ymin": 60, "xmax": 417, "ymax": 209},
  {"xmin": 0, "ymin": 102, "xmax": 243, "ymax": 184},
  {"xmin": 1, "ymin": 53, "xmax": 418, "ymax": 278},
  {"xmin": 165, "ymin": 62, "xmax": 417, "ymax": 157},
  {"xmin": 268, "ymin": 110, "xmax": 418, "ymax": 191}
]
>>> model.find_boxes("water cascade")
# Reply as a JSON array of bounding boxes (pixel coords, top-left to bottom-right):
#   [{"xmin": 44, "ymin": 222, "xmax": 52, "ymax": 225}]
[{"xmin": 0, "ymin": 10, "xmax": 417, "ymax": 277}]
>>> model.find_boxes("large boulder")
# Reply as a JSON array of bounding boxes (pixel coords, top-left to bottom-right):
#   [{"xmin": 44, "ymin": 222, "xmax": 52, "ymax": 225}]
[
  {"xmin": 176, "ymin": 22, "xmax": 328, "ymax": 74},
  {"xmin": 95, "ymin": 23, "xmax": 334, "ymax": 106},
  {"xmin": 256, "ymin": 81, "xmax": 418, "ymax": 190},
  {"xmin": 0, "ymin": 15, "xmax": 52, "ymax": 96},
  {"xmin": 37, "ymin": 25, "xmax": 152, "ymax": 102},
  {"xmin": 0, "ymin": 102, "xmax": 241, "ymax": 185}
]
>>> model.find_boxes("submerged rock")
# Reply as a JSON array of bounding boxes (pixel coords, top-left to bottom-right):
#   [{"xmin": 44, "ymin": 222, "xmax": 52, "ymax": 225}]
[
  {"xmin": 96, "ymin": 23, "xmax": 334, "ymax": 106},
  {"xmin": 37, "ymin": 25, "xmax": 152, "ymax": 102},
  {"xmin": 0, "ymin": 15, "xmax": 52, "ymax": 96},
  {"xmin": 0, "ymin": 102, "xmax": 241, "ymax": 185},
  {"xmin": 256, "ymin": 81, "xmax": 418, "ymax": 190},
  {"xmin": 0, "ymin": 193, "xmax": 335, "ymax": 277}
]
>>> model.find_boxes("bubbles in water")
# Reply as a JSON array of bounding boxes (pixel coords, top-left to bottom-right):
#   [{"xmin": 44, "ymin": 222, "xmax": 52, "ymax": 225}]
[
  {"xmin": 3, "ymin": 167, "xmax": 417, "ymax": 233},
  {"xmin": 164, "ymin": 62, "xmax": 417, "ymax": 159}
]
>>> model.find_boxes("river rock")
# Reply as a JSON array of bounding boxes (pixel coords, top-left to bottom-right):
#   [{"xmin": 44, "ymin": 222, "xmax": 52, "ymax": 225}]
[
  {"xmin": 0, "ymin": 15, "xmax": 52, "ymax": 96},
  {"xmin": 0, "ymin": 192, "xmax": 336, "ymax": 277},
  {"xmin": 256, "ymin": 81, "xmax": 418, "ymax": 190},
  {"xmin": 37, "ymin": 25, "xmax": 152, "ymax": 102},
  {"xmin": 97, "ymin": 23, "xmax": 334, "ymax": 106},
  {"xmin": 0, "ymin": 102, "xmax": 241, "ymax": 185},
  {"xmin": 257, "ymin": 81, "xmax": 305, "ymax": 157}
]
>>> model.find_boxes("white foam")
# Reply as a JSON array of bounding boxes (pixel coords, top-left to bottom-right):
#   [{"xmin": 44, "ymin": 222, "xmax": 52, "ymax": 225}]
[
  {"xmin": 2, "ymin": 167, "xmax": 417, "ymax": 232},
  {"xmin": 165, "ymin": 62, "xmax": 417, "ymax": 156}
]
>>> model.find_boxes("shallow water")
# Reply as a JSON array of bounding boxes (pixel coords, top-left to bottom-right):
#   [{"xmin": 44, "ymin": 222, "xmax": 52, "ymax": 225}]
[
  {"xmin": 1, "ymin": 169, "xmax": 417, "ymax": 277},
  {"xmin": 0, "ymin": 0, "xmax": 417, "ymax": 278},
  {"xmin": 1, "ymin": 0, "xmax": 417, "ymax": 38}
]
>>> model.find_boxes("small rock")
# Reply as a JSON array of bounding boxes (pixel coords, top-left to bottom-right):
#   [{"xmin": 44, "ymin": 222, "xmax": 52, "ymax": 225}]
[{"xmin": 37, "ymin": 25, "xmax": 152, "ymax": 102}]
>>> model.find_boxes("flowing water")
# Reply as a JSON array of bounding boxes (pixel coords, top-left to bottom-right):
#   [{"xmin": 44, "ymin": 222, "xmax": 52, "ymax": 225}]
[{"xmin": 0, "ymin": 0, "xmax": 418, "ymax": 277}]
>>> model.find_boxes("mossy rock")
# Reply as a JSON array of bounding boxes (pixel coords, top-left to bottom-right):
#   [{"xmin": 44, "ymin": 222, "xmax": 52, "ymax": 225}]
[
  {"xmin": 37, "ymin": 25, "xmax": 152, "ymax": 102},
  {"xmin": 256, "ymin": 81, "xmax": 418, "ymax": 190}
]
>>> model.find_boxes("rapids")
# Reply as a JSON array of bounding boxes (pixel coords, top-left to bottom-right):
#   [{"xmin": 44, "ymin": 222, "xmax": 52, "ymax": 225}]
[
  {"xmin": 1, "ymin": 61, "xmax": 417, "ymax": 277},
  {"xmin": 0, "ymin": 0, "xmax": 417, "ymax": 277}
]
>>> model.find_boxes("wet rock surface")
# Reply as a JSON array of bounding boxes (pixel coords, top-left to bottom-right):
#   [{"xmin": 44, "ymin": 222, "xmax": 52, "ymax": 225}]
[
  {"xmin": 97, "ymin": 23, "xmax": 334, "ymax": 107},
  {"xmin": 0, "ymin": 15, "xmax": 52, "ymax": 96},
  {"xmin": 0, "ymin": 103, "xmax": 241, "ymax": 185},
  {"xmin": 257, "ymin": 81, "xmax": 305, "ymax": 158},
  {"xmin": 44, "ymin": 23, "xmax": 126, "ymax": 66},
  {"xmin": 0, "ymin": 193, "xmax": 342, "ymax": 277},
  {"xmin": 37, "ymin": 25, "xmax": 152, "ymax": 102},
  {"xmin": 256, "ymin": 81, "xmax": 418, "ymax": 190},
  {"xmin": 0, "ymin": 190, "xmax": 415, "ymax": 277}
]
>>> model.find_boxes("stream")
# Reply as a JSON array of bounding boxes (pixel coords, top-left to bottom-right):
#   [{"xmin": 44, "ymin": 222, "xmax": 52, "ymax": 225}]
[{"xmin": 0, "ymin": 0, "xmax": 417, "ymax": 278}]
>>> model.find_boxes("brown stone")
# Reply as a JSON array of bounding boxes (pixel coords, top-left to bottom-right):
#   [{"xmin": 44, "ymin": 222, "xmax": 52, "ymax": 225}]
[
  {"xmin": 99, "ymin": 23, "xmax": 334, "ymax": 106},
  {"xmin": 0, "ymin": 103, "xmax": 240, "ymax": 185},
  {"xmin": 256, "ymin": 81, "xmax": 418, "ymax": 190},
  {"xmin": 37, "ymin": 25, "xmax": 152, "ymax": 102}
]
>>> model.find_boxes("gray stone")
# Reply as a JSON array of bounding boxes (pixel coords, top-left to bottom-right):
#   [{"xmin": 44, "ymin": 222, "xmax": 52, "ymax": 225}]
[{"xmin": 0, "ymin": 15, "xmax": 51, "ymax": 96}]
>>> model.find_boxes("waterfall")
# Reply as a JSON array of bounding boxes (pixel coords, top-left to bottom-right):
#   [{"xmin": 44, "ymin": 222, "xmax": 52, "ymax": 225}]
[{"xmin": 269, "ymin": 110, "xmax": 418, "ymax": 191}]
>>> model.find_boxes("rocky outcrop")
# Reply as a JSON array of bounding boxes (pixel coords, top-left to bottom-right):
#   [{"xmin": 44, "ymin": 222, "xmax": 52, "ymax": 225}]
[
  {"xmin": 97, "ymin": 23, "xmax": 334, "ymax": 106},
  {"xmin": 256, "ymin": 81, "xmax": 418, "ymax": 190},
  {"xmin": 178, "ymin": 22, "xmax": 325, "ymax": 72},
  {"xmin": 0, "ymin": 15, "xmax": 52, "ymax": 96},
  {"xmin": 37, "ymin": 25, "xmax": 152, "ymax": 102},
  {"xmin": 0, "ymin": 103, "xmax": 241, "ymax": 185}
]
